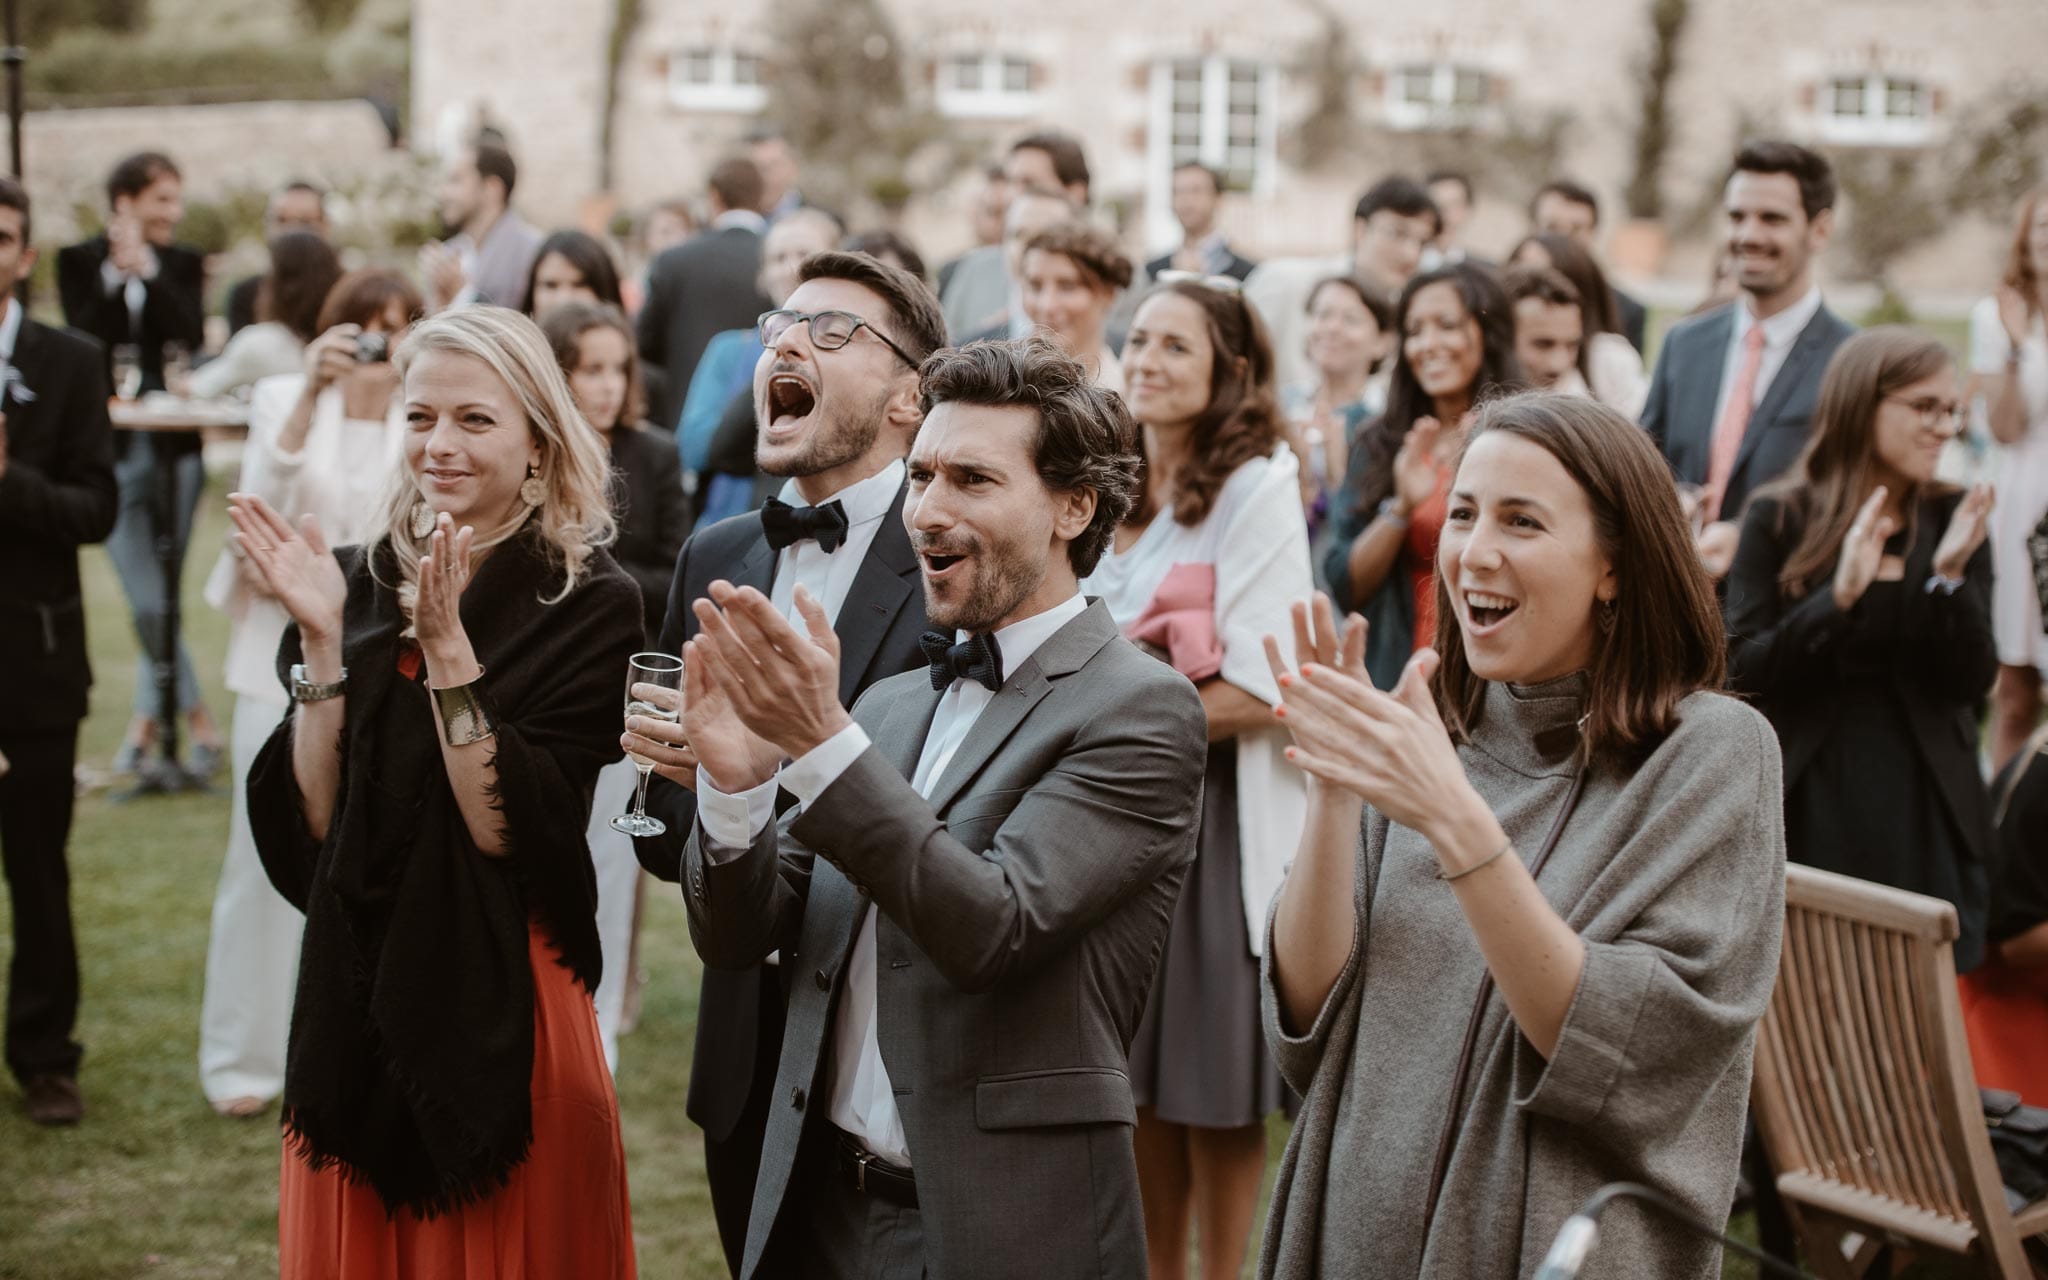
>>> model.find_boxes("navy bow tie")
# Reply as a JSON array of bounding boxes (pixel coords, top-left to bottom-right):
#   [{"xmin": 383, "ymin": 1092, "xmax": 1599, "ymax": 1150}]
[
  {"xmin": 761, "ymin": 497, "xmax": 850, "ymax": 553},
  {"xmin": 920, "ymin": 630, "xmax": 1004, "ymax": 693}
]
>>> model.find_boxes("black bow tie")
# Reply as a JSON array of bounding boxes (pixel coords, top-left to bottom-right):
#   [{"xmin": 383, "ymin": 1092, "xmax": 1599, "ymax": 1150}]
[
  {"xmin": 761, "ymin": 498, "xmax": 850, "ymax": 553},
  {"xmin": 920, "ymin": 630, "xmax": 1004, "ymax": 693}
]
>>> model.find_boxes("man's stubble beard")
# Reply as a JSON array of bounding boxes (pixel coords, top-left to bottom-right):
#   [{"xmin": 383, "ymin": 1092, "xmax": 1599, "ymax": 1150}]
[{"xmin": 756, "ymin": 381, "xmax": 889, "ymax": 480}]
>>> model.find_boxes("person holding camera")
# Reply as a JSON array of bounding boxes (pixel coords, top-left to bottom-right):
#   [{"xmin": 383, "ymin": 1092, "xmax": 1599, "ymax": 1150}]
[{"xmin": 195, "ymin": 269, "xmax": 423, "ymax": 1116}]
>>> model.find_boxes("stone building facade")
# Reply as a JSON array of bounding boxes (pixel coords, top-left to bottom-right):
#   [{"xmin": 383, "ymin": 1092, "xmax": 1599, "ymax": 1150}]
[{"xmin": 412, "ymin": 0, "xmax": 2041, "ymax": 304}]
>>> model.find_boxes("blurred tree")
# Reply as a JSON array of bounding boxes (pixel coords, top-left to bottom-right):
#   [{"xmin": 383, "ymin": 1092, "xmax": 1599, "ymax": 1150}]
[
  {"xmin": 297, "ymin": 0, "xmax": 362, "ymax": 33},
  {"xmin": 1624, "ymin": 0, "xmax": 1688, "ymax": 219},
  {"xmin": 22, "ymin": 0, "xmax": 145, "ymax": 42}
]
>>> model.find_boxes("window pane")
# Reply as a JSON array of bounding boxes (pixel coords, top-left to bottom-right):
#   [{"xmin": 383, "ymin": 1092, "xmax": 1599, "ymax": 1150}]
[
  {"xmin": 1829, "ymin": 77, "xmax": 1867, "ymax": 116},
  {"xmin": 681, "ymin": 49, "xmax": 713, "ymax": 84},
  {"xmin": 1453, "ymin": 70, "xmax": 1487, "ymax": 105},
  {"xmin": 1400, "ymin": 66, "xmax": 1435, "ymax": 104},
  {"xmin": 732, "ymin": 54, "xmax": 759, "ymax": 86},
  {"xmin": 1886, "ymin": 78, "xmax": 1924, "ymax": 118},
  {"xmin": 947, "ymin": 55, "xmax": 980, "ymax": 90},
  {"xmin": 1003, "ymin": 57, "xmax": 1031, "ymax": 92}
]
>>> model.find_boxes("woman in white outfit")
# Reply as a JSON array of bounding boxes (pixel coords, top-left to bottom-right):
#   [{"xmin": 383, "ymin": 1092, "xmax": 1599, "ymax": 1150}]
[
  {"xmin": 1982, "ymin": 186, "xmax": 2048, "ymax": 770},
  {"xmin": 188, "ymin": 232, "xmax": 341, "ymax": 400},
  {"xmin": 197, "ymin": 269, "xmax": 421, "ymax": 1115}
]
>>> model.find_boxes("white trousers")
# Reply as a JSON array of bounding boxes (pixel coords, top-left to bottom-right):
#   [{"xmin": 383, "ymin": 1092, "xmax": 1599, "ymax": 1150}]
[
  {"xmin": 198, "ymin": 694, "xmax": 302, "ymax": 1104},
  {"xmin": 587, "ymin": 758, "xmax": 646, "ymax": 1075}
]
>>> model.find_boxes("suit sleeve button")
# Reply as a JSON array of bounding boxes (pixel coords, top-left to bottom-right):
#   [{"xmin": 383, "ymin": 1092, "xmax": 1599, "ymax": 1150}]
[{"xmin": 815, "ymin": 968, "xmax": 832, "ymax": 991}]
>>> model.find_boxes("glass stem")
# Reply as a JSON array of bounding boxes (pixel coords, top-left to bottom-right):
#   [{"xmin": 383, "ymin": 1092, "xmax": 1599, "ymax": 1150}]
[{"xmin": 632, "ymin": 762, "xmax": 653, "ymax": 816}]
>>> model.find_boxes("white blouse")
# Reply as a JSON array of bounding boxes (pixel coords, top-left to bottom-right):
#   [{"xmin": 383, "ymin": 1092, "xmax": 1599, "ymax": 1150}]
[
  {"xmin": 1082, "ymin": 446, "xmax": 1312, "ymax": 955},
  {"xmin": 205, "ymin": 373, "xmax": 406, "ymax": 702}
]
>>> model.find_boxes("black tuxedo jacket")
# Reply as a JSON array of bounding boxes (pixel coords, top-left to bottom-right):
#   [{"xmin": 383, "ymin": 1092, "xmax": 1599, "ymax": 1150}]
[
  {"xmin": 634, "ymin": 480, "xmax": 931, "ymax": 1137},
  {"xmin": 636, "ymin": 225, "xmax": 772, "ymax": 431},
  {"xmin": 1614, "ymin": 287, "xmax": 1649, "ymax": 354},
  {"xmin": 0, "ymin": 317, "xmax": 118, "ymax": 732},
  {"xmin": 1641, "ymin": 300, "xmax": 1855, "ymax": 522},
  {"xmin": 55, "ymin": 235, "xmax": 206, "ymax": 396}
]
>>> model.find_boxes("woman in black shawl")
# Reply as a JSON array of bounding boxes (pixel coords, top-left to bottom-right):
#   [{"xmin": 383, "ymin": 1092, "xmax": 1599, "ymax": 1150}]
[{"xmin": 227, "ymin": 305, "xmax": 642, "ymax": 1276}]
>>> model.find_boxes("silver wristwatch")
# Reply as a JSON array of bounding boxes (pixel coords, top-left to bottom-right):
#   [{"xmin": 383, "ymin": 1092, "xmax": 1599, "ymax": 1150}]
[{"xmin": 289, "ymin": 663, "xmax": 348, "ymax": 703}]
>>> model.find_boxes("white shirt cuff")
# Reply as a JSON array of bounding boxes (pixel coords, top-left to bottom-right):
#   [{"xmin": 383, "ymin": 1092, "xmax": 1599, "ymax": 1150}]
[
  {"xmin": 781, "ymin": 723, "xmax": 872, "ymax": 810},
  {"xmin": 696, "ymin": 769, "xmax": 780, "ymax": 859},
  {"xmin": 99, "ymin": 258, "xmax": 128, "ymax": 292}
]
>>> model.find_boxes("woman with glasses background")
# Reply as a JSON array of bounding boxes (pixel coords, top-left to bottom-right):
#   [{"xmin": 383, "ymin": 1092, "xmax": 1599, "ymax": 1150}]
[{"xmin": 1725, "ymin": 327, "xmax": 1998, "ymax": 969}]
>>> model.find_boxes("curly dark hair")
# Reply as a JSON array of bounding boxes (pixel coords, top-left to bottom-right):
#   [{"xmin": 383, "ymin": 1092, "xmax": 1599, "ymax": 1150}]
[
  {"xmin": 1126, "ymin": 279, "xmax": 1288, "ymax": 529},
  {"xmin": 1020, "ymin": 220, "xmax": 1135, "ymax": 292},
  {"xmin": 1349, "ymin": 262, "xmax": 1524, "ymax": 519},
  {"xmin": 916, "ymin": 336, "xmax": 1140, "ymax": 576}
]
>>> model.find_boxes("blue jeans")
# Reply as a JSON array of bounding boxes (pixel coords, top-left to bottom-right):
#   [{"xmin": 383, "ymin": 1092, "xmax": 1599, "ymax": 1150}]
[{"xmin": 107, "ymin": 434, "xmax": 205, "ymax": 720}]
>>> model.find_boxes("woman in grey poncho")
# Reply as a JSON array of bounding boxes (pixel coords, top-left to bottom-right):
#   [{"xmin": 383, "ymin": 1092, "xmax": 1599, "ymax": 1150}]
[{"xmin": 1258, "ymin": 392, "xmax": 1786, "ymax": 1279}]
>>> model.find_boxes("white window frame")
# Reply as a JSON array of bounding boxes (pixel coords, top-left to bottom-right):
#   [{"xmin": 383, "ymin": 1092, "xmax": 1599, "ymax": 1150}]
[
  {"xmin": 1381, "ymin": 61, "xmax": 1492, "ymax": 131},
  {"xmin": 935, "ymin": 51, "xmax": 1040, "ymax": 119},
  {"xmin": 667, "ymin": 47, "xmax": 767, "ymax": 114},
  {"xmin": 1813, "ymin": 71, "xmax": 1936, "ymax": 146},
  {"xmin": 1143, "ymin": 56, "xmax": 1278, "ymax": 252}
]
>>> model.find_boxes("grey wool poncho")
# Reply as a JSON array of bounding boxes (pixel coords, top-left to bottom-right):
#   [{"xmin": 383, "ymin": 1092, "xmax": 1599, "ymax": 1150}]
[{"xmin": 1258, "ymin": 675, "xmax": 1786, "ymax": 1279}]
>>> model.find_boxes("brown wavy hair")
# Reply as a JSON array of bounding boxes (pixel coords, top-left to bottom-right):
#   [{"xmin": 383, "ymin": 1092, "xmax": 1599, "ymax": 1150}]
[
  {"xmin": 1126, "ymin": 279, "xmax": 1286, "ymax": 527},
  {"xmin": 2002, "ymin": 185, "xmax": 2047, "ymax": 316},
  {"xmin": 1433, "ymin": 392, "xmax": 1726, "ymax": 765},
  {"xmin": 540, "ymin": 300, "xmax": 648, "ymax": 430},
  {"xmin": 1020, "ymin": 220, "xmax": 1135, "ymax": 292},
  {"xmin": 1754, "ymin": 327, "xmax": 1955, "ymax": 597}
]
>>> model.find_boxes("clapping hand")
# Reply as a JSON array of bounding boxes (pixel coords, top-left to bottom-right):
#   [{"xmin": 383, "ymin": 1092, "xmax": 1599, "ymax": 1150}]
[
  {"xmin": 106, "ymin": 212, "xmax": 150, "ymax": 277},
  {"xmin": 1932, "ymin": 482, "xmax": 1995, "ymax": 582},
  {"xmin": 1262, "ymin": 594, "xmax": 1481, "ymax": 846},
  {"xmin": 1391, "ymin": 416, "xmax": 1446, "ymax": 516},
  {"xmin": 415, "ymin": 512, "xmax": 479, "ymax": 677},
  {"xmin": 675, "ymin": 647, "xmax": 782, "ymax": 795},
  {"xmin": 688, "ymin": 582, "xmax": 850, "ymax": 761},
  {"xmin": 1831, "ymin": 486, "xmax": 1898, "ymax": 610},
  {"xmin": 227, "ymin": 492, "xmax": 347, "ymax": 645}
]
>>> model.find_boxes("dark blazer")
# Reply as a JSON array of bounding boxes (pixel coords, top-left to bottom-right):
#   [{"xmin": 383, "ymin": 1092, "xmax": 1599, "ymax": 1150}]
[
  {"xmin": 1145, "ymin": 246, "xmax": 1259, "ymax": 282},
  {"xmin": 605, "ymin": 424, "xmax": 688, "ymax": 645},
  {"xmin": 636, "ymin": 225, "xmax": 772, "ymax": 431},
  {"xmin": 55, "ymin": 235, "xmax": 206, "ymax": 397},
  {"xmin": 0, "ymin": 318, "xmax": 118, "ymax": 732},
  {"xmin": 1614, "ymin": 286, "xmax": 1649, "ymax": 354},
  {"xmin": 636, "ymin": 482, "xmax": 931, "ymax": 1140},
  {"xmin": 1725, "ymin": 488, "xmax": 1995, "ymax": 959},
  {"xmin": 1641, "ymin": 300, "xmax": 1855, "ymax": 522},
  {"xmin": 225, "ymin": 273, "xmax": 260, "ymax": 336},
  {"xmin": 684, "ymin": 601, "xmax": 1207, "ymax": 1280}
]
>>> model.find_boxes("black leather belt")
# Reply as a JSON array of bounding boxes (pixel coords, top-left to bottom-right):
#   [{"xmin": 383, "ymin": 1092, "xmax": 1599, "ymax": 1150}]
[{"xmin": 833, "ymin": 1129, "xmax": 917, "ymax": 1208}]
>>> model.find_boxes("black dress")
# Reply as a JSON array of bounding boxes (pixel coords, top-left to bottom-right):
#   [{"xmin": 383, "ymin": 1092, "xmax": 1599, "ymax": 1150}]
[{"xmin": 1726, "ymin": 490, "xmax": 1997, "ymax": 970}]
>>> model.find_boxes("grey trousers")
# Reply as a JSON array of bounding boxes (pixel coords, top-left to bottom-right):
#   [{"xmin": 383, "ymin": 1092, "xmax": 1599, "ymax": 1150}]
[
  {"xmin": 774, "ymin": 1129, "xmax": 926, "ymax": 1280},
  {"xmin": 107, "ymin": 434, "xmax": 205, "ymax": 720}
]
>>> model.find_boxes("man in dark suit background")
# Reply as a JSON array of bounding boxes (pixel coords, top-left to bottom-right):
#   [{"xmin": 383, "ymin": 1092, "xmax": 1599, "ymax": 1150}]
[
  {"xmin": 1641, "ymin": 140, "xmax": 1853, "ymax": 579},
  {"xmin": 0, "ymin": 177, "xmax": 119, "ymax": 1127},
  {"xmin": 1530, "ymin": 178, "xmax": 1650, "ymax": 353},
  {"xmin": 224, "ymin": 180, "xmax": 329, "ymax": 336},
  {"xmin": 678, "ymin": 336, "xmax": 1205, "ymax": 1279},
  {"xmin": 56, "ymin": 151, "xmax": 220, "ymax": 777},
  {"xmin": 638, "ymin": 156, "xmax": 775, "ymax": 432},
  {"xmin": 1145, "ymin": 161, "xmax": 1257, "ymax": 284},
  {"xmin": 624, "ymin": 251, "xmax": 945, "ymax": 1276}
]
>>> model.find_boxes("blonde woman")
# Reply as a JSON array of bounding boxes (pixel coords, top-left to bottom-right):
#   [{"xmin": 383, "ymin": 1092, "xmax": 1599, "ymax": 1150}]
[{"xmin": 228, "ymin": 305, "xmax": 641, "ymax": 1276}]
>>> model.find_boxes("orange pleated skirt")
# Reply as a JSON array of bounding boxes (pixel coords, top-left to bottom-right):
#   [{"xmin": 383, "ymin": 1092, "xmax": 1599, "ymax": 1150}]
[
  {"xmin": 278, "ymin": 919, "xmax": 636, "ymax": 1279},
  {"xmin": 1961, "ymin": 960, "xmax": 2048, "ymax": 1107}
]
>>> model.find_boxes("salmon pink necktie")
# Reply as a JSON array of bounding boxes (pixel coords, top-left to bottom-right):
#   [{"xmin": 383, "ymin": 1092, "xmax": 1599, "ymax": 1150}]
[{"xmin": 1703, "ymin": 323, "xmax": 1767, "ymax": 524}]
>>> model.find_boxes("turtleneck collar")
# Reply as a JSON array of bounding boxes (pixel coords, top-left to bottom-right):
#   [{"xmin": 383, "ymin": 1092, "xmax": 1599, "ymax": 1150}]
[{"xmin": 1468, "ymin": 672, "xmax": 1590, "ymax": 778}]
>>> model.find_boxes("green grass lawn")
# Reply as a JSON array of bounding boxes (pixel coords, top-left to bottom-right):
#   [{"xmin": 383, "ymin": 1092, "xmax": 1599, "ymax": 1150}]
[{"xmin": 0, "ymin": 471, "xmax": 1853, "ymax": 1279}]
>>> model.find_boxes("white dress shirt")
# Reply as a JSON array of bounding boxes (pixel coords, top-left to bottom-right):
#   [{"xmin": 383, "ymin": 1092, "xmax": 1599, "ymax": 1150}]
[
  {"xmin": 768, "ymin": 459, "xmax": 904, "ymax": 626},
  {"xmin": 697, "ymin": 591, "xmax": 1090, "ymax": 1167},
  {"xmin": 1708, "ymin": 284, "xmax": 1824, "ymax": 433}
]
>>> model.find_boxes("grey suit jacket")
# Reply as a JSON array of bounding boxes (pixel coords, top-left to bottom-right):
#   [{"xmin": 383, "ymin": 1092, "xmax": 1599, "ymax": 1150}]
[
  {"xmin": 1639, "ymin": 299, "xmax": 1855, "ymax": 521},
  {"xmin": 684, "ymin": 600, "xmax": 1207, "ymax": 1279}
]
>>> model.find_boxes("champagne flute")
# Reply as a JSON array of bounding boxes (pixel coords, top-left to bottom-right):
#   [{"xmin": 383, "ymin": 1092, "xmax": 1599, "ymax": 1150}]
[
  {"xmin": 112, "ymin": 344, "xmax": 143, "ymax": 401},
  {"xmin": 612, "ymin": 652, "xmax": 685, "ymax": 837},
  {"xmin": 161, "ymin": 341, "xmax": 192, "ymax": 398}
]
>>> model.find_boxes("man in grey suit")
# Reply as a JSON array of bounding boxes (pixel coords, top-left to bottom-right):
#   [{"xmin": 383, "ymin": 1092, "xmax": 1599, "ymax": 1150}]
[
  {"xmin": 638, "ymin": 156, "xmax": 776, "ymax": 430},
  {"xmin": 680, "ymin": 338, "xmax": 1207, "ymax": 1279},
  {"xmin": 622, "ymin": 250, "xmax": 945, "ymax": 1277},
  {"xmin": 1642, "ymin": 140, "xmax": 1854, "ymax": 578}
]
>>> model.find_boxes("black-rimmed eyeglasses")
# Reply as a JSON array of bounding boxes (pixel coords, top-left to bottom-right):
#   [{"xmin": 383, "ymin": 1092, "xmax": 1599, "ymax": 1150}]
[
  {"xmin": 758, "ymin": 309, "xmax": 919, "ymax": 368},
  {"xmin": 1882, "ymin": 395, "xmax": 1963, "ymax": 430}
]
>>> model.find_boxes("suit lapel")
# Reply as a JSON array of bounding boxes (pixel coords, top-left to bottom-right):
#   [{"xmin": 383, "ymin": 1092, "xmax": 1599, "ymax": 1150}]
[
  {"xmin": 871, "ymin": 677, "xmax": 943, "ymax": 781},
  {"xmin": 834, "ymin": 483, "xmax": 919, "ymax": 705},
  {"xmin": 1684, "ymin": 308, "xmax": 1736, "ymax": 464},
  {"xmin": 924, "ymin": 601, "xmax": 1119, "ymax": 813}
]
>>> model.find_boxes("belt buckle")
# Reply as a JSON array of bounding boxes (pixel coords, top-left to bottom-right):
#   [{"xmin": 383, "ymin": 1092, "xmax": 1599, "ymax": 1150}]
[{"xmin": 854, "ymin": 1149, "xmax": 872, "ymax": 1193}]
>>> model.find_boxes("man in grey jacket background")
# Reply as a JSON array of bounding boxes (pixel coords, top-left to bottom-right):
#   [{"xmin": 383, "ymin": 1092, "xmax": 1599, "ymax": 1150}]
[{"xmin": 681, "ymin": 338, "xmax": 1207, "ymax": 1279}]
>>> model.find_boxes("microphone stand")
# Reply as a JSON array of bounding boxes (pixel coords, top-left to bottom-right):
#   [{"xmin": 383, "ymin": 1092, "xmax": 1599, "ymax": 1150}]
[{"xmin": 1532, "ymin": 1181, "xmax": 1818, "ymax": 1280}]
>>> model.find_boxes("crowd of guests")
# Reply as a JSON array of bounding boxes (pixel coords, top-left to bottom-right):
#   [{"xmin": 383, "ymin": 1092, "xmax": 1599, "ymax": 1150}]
[{"xmin": 1, "ymin": 121, "xmax": 2046, "ymax": 1280}]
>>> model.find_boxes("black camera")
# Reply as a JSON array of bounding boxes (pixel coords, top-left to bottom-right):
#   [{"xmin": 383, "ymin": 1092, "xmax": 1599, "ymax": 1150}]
[{"xmin": 354, "ymin": 332, "xmax": 389, "ymax": 364}]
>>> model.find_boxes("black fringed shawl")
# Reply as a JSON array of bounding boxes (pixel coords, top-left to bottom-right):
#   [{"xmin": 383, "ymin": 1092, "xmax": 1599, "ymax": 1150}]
[{"xmin": 246, "ymin": 528, "xmax": 642, "ymax": 1217}]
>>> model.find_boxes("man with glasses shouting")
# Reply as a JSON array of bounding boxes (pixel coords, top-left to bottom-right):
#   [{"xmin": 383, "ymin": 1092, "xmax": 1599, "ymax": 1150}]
[{"xmin": 624, "ymin": 250, "xmax": 942, "ymax": 1276}]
